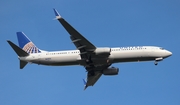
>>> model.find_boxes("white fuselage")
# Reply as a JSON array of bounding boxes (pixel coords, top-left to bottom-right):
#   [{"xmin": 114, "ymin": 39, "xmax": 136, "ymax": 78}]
[{"xmin": 19, "ymin": 46, "xmax": 172, "ymax": 66}]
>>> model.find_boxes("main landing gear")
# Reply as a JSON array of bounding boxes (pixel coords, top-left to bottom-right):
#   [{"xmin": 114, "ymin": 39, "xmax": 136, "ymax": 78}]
[{"xmin": 85, "ymin": 55, "xmax": 95, "ymax": 76}]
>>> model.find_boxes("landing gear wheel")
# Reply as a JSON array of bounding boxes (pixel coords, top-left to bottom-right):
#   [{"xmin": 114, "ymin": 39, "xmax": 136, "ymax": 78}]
[
  {"xmin": 86, "ymin": 55, "xmax": 92, "ymax": 64},
  {"xmin": 86, "ymin": 59, "xmax": 90, "ymax": 63},
  {"xmin": 154, "ymin": 62, "xmax": 158, "ymax": 65}
]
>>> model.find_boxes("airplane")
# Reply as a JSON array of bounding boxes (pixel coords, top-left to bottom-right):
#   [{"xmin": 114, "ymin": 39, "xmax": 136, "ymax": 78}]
[{"xmin": 7, "ymin": 9, "xmax": 172, "ymax": 90}]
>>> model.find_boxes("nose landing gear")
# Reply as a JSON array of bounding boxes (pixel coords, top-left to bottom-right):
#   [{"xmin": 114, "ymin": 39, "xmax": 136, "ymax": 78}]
[
  {"xmin": 154, "ymin": 61, "xmax": 158, "ymax": 65},
  {"xmin": 154, "ymin": 57, "xmax": 163, "ymax": 65}
]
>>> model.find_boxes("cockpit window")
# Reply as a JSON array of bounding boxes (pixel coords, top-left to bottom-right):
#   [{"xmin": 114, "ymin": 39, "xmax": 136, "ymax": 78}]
[{"xmin": 160, "ymin": 47, "xmax": 164, "ymax": 50}]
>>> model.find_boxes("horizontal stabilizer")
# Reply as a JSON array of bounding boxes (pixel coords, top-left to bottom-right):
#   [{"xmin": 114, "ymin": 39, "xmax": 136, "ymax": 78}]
[{"xmin": 7, "ymin": 40, "xmax": 29, "ymax": 57}]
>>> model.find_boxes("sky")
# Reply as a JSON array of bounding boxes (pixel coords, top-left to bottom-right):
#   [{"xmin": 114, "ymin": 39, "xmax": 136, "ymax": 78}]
[{"xmin": 1, "ymin": 0, "xmax": 180, "ymax": 105}]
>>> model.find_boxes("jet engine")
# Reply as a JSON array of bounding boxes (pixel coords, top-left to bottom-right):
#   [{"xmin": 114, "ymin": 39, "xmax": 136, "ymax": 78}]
[
  {"xmin": 103, "ymin": 67, "xmax": 119, "ymax": 75},
  {"xmin": 94, "ymin": 47, "xmax": 111, "ymax": 55}
]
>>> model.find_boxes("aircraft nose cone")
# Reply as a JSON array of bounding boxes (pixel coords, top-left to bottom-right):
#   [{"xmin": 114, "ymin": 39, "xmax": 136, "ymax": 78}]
[{"xmin": 166, "ymin": 50, "xmax": 172, "ymax": 57}]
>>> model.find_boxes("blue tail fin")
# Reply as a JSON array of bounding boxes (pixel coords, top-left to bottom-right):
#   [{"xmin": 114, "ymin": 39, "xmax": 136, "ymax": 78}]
[{"xmin": 17, "ymin": 32, "xmax": 41, "ymax": 54}]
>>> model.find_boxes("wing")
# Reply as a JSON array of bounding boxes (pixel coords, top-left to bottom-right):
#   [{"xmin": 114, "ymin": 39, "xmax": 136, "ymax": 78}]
[
  {"xmin": 53, "ymin": 9, "xmax": 111, "ymax": 89},
  {"xmin": 53, "ymin": 9, "xmax": 96, "ymax": 61},
  {"xmin": 83, "ymin": 71, "xmax": 102, "ymax": 90},
  {"xmin": 83, "ymin": 63, "xmax": 111, "ymax": 90}
]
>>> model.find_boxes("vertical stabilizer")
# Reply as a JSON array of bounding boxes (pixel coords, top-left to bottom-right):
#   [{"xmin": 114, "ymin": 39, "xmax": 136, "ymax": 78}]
[{"xmin": 17, "ymin": 32, "xmax": 41, "ymax": 54}]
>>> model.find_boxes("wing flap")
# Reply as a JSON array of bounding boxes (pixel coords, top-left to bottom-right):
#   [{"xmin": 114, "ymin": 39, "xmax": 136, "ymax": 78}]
[{"xmin": 86, "ymin": 72, "xmax": 102, "ymax": 86}]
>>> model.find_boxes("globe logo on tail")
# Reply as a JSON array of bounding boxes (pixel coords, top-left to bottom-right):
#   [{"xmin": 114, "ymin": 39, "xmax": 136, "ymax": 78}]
[{"xmin": 23, "ymin": 42, "xmax": 41, "ymax": 54}]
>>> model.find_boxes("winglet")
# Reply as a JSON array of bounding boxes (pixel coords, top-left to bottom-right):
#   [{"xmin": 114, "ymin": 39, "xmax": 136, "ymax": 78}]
[
  {"xmin": 83, "ymin": 79, "xmax": 88, "ymax": 90},
  {"xmin": 53, "ymin": 8, "xmax": 61, "ymax": 19}
]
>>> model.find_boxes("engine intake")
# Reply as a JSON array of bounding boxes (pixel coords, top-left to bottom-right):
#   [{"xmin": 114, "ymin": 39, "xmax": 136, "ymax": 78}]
[
  {"xmin": 94, "ymin": 47, "xmax": 111, "ymax": 55},
  {"xmin": 103, "ymin": 67, "xmax": 119, "ymax": 75}
]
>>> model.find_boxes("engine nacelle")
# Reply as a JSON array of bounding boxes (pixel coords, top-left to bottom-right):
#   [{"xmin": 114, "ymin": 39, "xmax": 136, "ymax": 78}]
[
  {"xmin": 103, "ymin": 67, "xmax": 119, "ymax": 75},
  {"xmin": 94, "ymin": 47, "xmax": 111, "ymax": 55}
]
